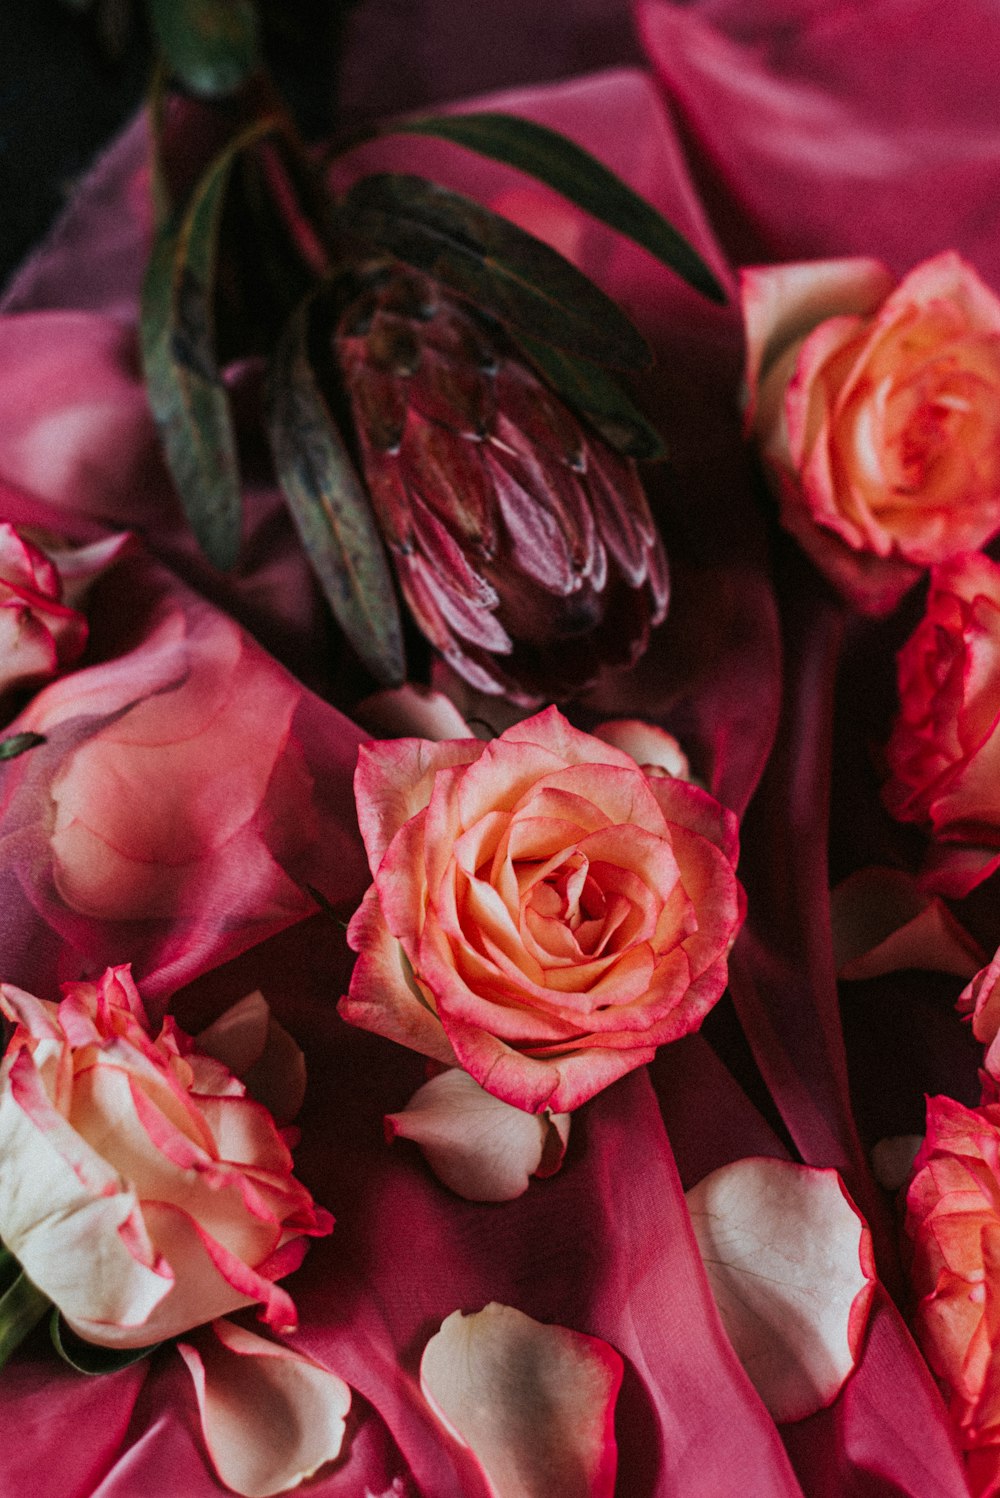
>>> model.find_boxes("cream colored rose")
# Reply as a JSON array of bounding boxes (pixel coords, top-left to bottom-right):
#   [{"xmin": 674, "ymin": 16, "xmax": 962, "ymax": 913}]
[{"xmin": 0, "ymin": 966, "xmax": 330, "ymax": 1349}]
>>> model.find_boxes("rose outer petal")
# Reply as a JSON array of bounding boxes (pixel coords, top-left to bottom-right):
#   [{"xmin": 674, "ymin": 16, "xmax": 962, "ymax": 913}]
[
  {"xmin": 420, "ymin": 1303, "xmax": 622, "ymax": 1498},
  {"xmin": 178, "ymin": 1319, "xmax": 350, "ymax": 1498},
  {"xmin": 385, "ymin": 1068, "xmax": 570, "ymax": 1201},
  {"xmin": 686, "ymin": 1157, "xmax": 875, "ymax": 1423}
]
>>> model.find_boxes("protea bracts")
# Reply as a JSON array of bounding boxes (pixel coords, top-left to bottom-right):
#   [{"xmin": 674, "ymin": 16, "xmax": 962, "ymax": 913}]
[{"xmin": 334, "ymin": 263, "xmax": 669, "ymax": 703}]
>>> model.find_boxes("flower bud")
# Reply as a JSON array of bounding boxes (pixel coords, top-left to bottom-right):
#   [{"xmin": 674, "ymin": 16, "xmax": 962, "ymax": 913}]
[{"xmin": 335, "ymin": 264, "xmax": 668, "ymax": 703}]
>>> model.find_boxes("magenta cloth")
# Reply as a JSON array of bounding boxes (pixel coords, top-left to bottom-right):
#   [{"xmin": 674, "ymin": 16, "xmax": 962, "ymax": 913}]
[{"xmin": 0, "ymin": 0, "xmax": 993, "ymax": 1493}]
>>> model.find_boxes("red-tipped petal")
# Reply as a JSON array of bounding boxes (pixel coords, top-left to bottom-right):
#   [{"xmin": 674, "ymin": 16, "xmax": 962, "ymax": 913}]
[
  {"xmin": 686, "ymin": 1157, "xmax": 875, "ymax": 1422},
  {"xmin": 178, "ymin": 1319, "xmax": 350, "ymax": 1498},
  {"xmin": 420, "ymin": 1303, "xmax": 622, "ymax": 1498}
]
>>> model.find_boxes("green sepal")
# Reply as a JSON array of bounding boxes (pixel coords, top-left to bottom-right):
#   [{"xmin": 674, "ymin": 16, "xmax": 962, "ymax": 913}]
[
  {"xmin": 514, "ymin": 333, "xmax": 667, "ymax": 461},
  {"xmin": 265, "ymin": 291, "xmax": 407, "ymax": 686},
  {"xmin": 50, "ymin": 1310, "xmax": 160, "ymax": 1376},
  {"xmin": 388, "ymin": 111, "xmax": 726, "ymax": 305},
  {"xmin": 148, "ymin": 0, "xmax": 261, "ymax": 99},
  {"xmin": 336, "ymin": 173, "xmax": 652, "ymax": 371},
  {"xmin": 141, "ymin": 117, "xmax": 278, "ymax": 571},
  {"xmin": 0, "ymin": 732, "xmax": 47, "ymax": 762}
]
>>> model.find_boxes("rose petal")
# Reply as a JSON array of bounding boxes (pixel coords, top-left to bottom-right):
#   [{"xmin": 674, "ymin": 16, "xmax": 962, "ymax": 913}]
[
  {"xmin": 686, "ymin": 1156, "xmax": 875, "ymax": 1422},
  {"xmin": 197, "ymin": 991, "xmax": 307, "ymax": 1124},
  {"xmin": 831, "ymin": 867, "xmax": 986, "ymax": 980},
  {"xmin": 420, "ymin": 1303, "xmax": 622, "ymax": 1498},
  {"xmin": 384, "ymin": 1068, "xmax": 570, "ymax": 1201},
  {"xmin": 354, "ymin": 685, "xmax": 475, "ymax": 742},
  {"xmin": 177, "ymin": 1319, "xmax": 350, "ymax": 1498},
  {"xmin": 591, "ymin": 719, "xmax": 691, "ymax": 780},
  {"xmin": 740, "ymin": 258, "xmax": 894, "ymax": 427},
  {"xmin": 871, "ymin": 1135, "xmax": 924, "ymax": 1193}
]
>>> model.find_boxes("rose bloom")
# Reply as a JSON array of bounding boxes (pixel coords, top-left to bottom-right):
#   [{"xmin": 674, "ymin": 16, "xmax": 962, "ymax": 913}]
[
  {"xmin": 0, "ymin": 522, "xmax": 87, "ymax": 698},
  {"xmin": 0, "ymin": 966, "xmax": 331, "ymax": 1349},
  {"xmin": 741, "ymin": 252, "xmax": 1000, "ymax": 613},
  {"xmin": 21, "ymin": 594, "xmax": 315, "ymax": 925},
  {"xmin": 340, "ymin": 707, "xmax": 743, "ymax": 1113},
  {"xmin": 883, "ymin": 551, "xmax": 1000, "ymax": 895},
  {"xmin": 905, "ymin": 1095, "xmax": 1000, "ymax": 1492}
]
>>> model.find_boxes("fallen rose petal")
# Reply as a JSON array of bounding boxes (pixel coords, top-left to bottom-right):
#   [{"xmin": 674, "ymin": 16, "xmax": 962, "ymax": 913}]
[
  {"xmin": 870, "ymin": 1136, "xmax": 924, "ymax": 1193},
  {"xmin": 420, "ymin": 1303, "xmax": 621, "ymax": 1498},
  {"xmin": 196, "ymin": 991, "xmax": 307, "ymax": 1125},
  {"xmin": 592, "ymin": 719, "xmax": 691, "ymax": 780},
  {"xmin": 354, "ymin": 685, "xmax": 475, "ymax": 742},
  {"xmin": 384, "ymin": 1068, "xmax": 570, "ymax": 1201},
  {"xmin": 686, "ymin": 1156, "xmax": 875, "ymax": 1422},
  {"xmin": 177, "ymin": 1318, "xmax": 350, "ymax": 1498},
  {"xmin": 831, "ymin": 867, "xmax": 986, "ymax": 980}
]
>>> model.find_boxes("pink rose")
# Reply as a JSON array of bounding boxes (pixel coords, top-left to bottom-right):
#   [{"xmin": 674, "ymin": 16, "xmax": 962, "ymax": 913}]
[
  {"xmin": 742, "ymin": 253, "xmax": 1000, "ymax": 613},
  {"xmin": 0, "ymin": 966, "xmax": 331, "ymax": 1349},
  {"xmin": 340, "ymin": 706, "xmax": 743, "ymax": 1112},
  {"xmin": 883, "ymin": 552, "xmax": 1000, "ymax": 894},
  {"xmin": 905, "ymin": 1095, "xmax": 1000, "ymax": 1491},
  {"xmin": 0, "ymin": 559, "xmax": 369, "ymax": 1003},
  {"xmin": 0, "ymin": 524, "xmax": 88, "ymax": 700}
]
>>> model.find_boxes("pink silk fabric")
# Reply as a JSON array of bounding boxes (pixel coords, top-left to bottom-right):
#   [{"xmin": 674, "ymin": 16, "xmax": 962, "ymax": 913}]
[{"xmin": 2, "ymin": 0, "xmax": 994, "ymax": 1491}]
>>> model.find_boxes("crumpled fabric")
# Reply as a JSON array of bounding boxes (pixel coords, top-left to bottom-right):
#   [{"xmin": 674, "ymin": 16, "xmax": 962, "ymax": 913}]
[{"xmin": 1, "ymin": 0, "xmax": 993, "ymax": 1492}]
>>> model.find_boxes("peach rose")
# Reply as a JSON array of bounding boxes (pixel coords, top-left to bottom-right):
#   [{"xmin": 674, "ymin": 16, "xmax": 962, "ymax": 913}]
[
  {"xmin": 905, "ymin": 1095, "xmax": 1000, "ymax": 1490},
  {"xmin": 0, "ymin": 523, "xmax": 88, "ymax": 700},
  {"xmin": 340, "ymin": 706, "xmax": 743, "ymax": 1113},
  {"xmin": 0, "ymin": 966, "xmax": 331, "ymax": 1349},
  {"xmin": 742, "ymin": 253, "xmax": 1000, "ymax": 613},
  {"xmin": 883, "ymin": 552, "xmax": 1000, "ymax": 895}
]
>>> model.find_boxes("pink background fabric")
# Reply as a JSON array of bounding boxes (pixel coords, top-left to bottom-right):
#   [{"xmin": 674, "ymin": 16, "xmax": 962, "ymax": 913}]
[{"xmin": 2, "ymin": 0, "xmax": 996, "ymax": 1491}]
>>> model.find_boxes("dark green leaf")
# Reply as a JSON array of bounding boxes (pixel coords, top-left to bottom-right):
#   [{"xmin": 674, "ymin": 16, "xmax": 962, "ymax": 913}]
[
  {"xmin": 390, "ymin": 112, "xmax": 726, "ymax": 305},
  {"xmin": 515, "ymin": 333, "xmax": 667, "ymax": 460},
  {"xmin": 0, "ymin": 1266, "xmax": 49, "ymax": 1371},
  {"xmin": 149, "ymin": 0, "xmax": 261, "ymax": 98},
  {"xmin": 265, "ymin": 294, "xmax": 406, "ymax": 686},
  {"xmin": 141, "ymin": 118, "xmax": 277, "ymax": 570},
  {"xmin": 337, "ymin": 174, "xmax": 651, "ymax": 371},
  {"xmin": 0, "ymin": 732, "xmax": 46, "ymax": 762},
  {"xmin": 50, "ymin": 1311, "xmax": 160, "ymax": 1376}
]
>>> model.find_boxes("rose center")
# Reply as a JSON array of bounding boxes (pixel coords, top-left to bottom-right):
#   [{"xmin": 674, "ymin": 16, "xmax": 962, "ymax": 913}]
[{"xmin": 520, "ymin": 850, "xmax": 621, "ymax": 958}]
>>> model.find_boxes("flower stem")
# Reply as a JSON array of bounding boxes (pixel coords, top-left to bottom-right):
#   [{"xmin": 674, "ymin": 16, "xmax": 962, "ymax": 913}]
[{"xmin": 0, "ymin": 1256, "xmax": 50, "ymax": 1370}]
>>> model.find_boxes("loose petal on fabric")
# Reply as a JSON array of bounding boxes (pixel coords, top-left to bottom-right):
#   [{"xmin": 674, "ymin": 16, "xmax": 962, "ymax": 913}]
[
  {"xmin": 686, "ymin": 1157, "xmax": 875, "ymax": 1422},
  {"xmin": 420, "ymin": 1303, "xmax": 622, "ymax": 1498},
  {"xmin": 831, "ymin": 867, "xmax": 985, "ymax": 981},
  {"xmin": 177, "ymin": 1319, "xmax": 350, "ymax": 1497},
  {"xmin": 384, "ymin": 1067, "xmax": 570, "ymax": 1200}
]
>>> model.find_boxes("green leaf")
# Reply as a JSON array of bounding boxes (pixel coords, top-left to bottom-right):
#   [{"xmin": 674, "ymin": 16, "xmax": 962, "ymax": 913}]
[
  {"xmin": 515, "ymin": 333, "xmax": 667, "ymax": 461},
  {"xmin": 141, "ymin": 118, "xmax": 277, "ymax": 571},
  {"xmin": 337, "ymin": 174, "xmax": 651, "ymax": 371},
  {"xmin": 0, "ymin": 1266, "xmax": 49, "ymax": 1371},
  {"xmin": 0, "ymin": 732, "xmax": 46, "ymax": 762},
  {"xmin": 265, "ymin": 293, "xmax": 406, "ymax": 686},
  {"xmin": 390, "ymin": 112, "xmax": 726, "ymax": 305},
  {"xmin": 149, "ymin": 0, "xmax": 261, "ymax": 98},
  {"xmin": 50, "ymin": 1311, "xmax": 160, "ymax": 1376}
]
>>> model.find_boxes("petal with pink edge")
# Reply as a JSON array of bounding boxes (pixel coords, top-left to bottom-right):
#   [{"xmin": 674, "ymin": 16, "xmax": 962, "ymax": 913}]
[
  {"xmin": 686, "ymin": 1157, "xmax": 875, "ymax": 1423},
  {"xmin": 420, "ymin": 1303, "xmax": 622, "ymax": 1498},
  {"xmin": 831, "ymin": 867, "xmax": 986, "ymax": 981},
  {"xmin": 592, "ymin": 719, "xmax": 691, "ymax": 780},
  {"xmin": 196, "ymin": 991, "xmax": 307, "ymax": 1124},
  {"xmin": 354, "ymin": 684, "xmax": 475, "ymax": 742},
  {"xmin": 177, "ymin": 1319, "xmax": 350, "ymax": 1497},
  {"xmin": 740, "ymin": 258, "xmax": 893, "ymax": 424},
  {"xmin": 384, "ymin": 1068, "xmax": 570, "ymax": 1201}
]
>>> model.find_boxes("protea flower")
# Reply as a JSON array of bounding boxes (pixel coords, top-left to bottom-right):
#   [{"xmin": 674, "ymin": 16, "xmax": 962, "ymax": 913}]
[{"xmin": 334, "ymin": 263, "xmax": 669, "ymax": 703}]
